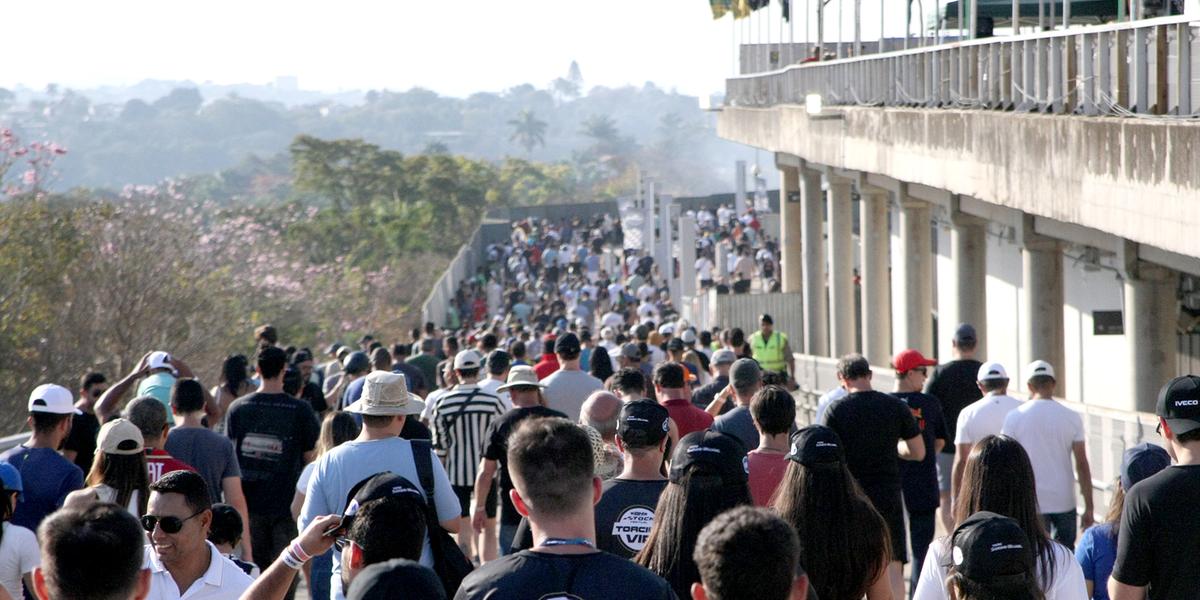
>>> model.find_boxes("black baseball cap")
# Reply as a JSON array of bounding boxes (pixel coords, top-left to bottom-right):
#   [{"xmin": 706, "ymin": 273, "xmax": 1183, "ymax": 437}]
[
  {"xmin": 554, "ymin": 332, "xmax": 581, "ymax": 355},
  {"xmin": 954, "ymin": 323, "xmax": 977, "ymax": 344},
  {"xmin": 339, "ymin": 472, "xmax": 424, "ymax": 531},
  {"xmin": 951, "ymin": 511, "xmax": 1035, "ymax": 585},
  {"xmin": 617, "ymin": 399, "xmax": 670, "ymax": 448},
  {"xmin": 1156, "ymin": 375, "xmax": 1200, "ymax": 436},
  {"xmin": 347, "ymin": 558, "xmax": 446, "ymax": 600},
  {"xmin": 667, "ymin": 337, "xmax": 685, "ymax": 352},
  {"xmin": 760, "ymin": 313, "xmax": 773, "ymax": 325},
  {"xmin": 669, "ymin": 430, "xmax": 748, "ymax": 486},
  {"xmin": 785, "ymin": 425, "xmax": 843, "ymax": 467}
]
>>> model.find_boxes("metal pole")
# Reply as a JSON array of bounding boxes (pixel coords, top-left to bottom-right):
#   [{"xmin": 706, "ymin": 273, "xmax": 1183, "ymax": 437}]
[
  {"xmin": 906, "ymin": 0, "xmax": 912, "ymax": 48},
  {"xmin": 854, "ymin": 0, "xmax": 862, "ymax": 55},
  {"xmin": 1064, "ymin": 0, "xmax": 1071, "ymax": 27},
  {"xmin": 1013, "ymin": 0, "xmax": 1020, "ymax": 34},
  {"xmin": 958, "ymin": 0, "xmax": 964, "ymax": 40},
  {"xmin": 881, "ymin": 0, "xmax": 887, "ymax": 52},
  {"xmin": 837, "ymin": 0, "xmax": 844, "ymax": 58},
  {"xmin": 817, "ymin": 0, "xmax": 825, "ymax": 59},
  {"xmin": 970, "ymin": 0, "xmax": 978, "ymax": 38},
  {"xmin": 790, "ymin": 0, "xmax": 795, "ymax": 43}
]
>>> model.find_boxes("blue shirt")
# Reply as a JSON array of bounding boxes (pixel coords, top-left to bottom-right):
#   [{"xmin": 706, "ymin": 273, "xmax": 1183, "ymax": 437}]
[
  {"xmin": 300, "ymin": 437, "xmax": 460, "ymax": 600},
  {"xmin": 137, "ymin": 372, "xmax": 178, "ymax": 425},
  {"xmin": 1, "ymin": 445, "xmax": 83, "ymax": 531},
  {"xmin": 1077, "ymin": 522, "xmax": 1117, "ymax": 600}
]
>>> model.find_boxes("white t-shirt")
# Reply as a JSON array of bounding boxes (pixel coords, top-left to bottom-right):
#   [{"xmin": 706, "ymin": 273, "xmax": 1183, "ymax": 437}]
[
  {"xmin": 0, "ymin": 523, "xmax": 38, "ymax": 599},
  {"xmin": 601, "ymin": 311, "xmax": 624, "ymax": 329},
  {"xmin": 914, "ymin": 536, "xmax": 1087, "ymax": 600},
  {"xmin": 955, "ymin": 393, "xmax": 1022, "ymax": 447},
  {"xmin": 636, "ymin": 284, "xmax": 656, "ymax": 303},
  {"xmin": 296, "ymin": 461, "xmax": 316, "ymax": 494},
  {"xmin": 695, "ymin": 257, "xmax": 714, "ymax": 280},
  {"xmin": 637, "ymin": 302, "xmax": 658, "ymax": 320},
  {"xmin": 1000, "ymin": 400, "xmax": 1086, "ymax": 513},
  {"xmin": 479, "ymin": 377, "xmax": 512, "ymax": 410}
]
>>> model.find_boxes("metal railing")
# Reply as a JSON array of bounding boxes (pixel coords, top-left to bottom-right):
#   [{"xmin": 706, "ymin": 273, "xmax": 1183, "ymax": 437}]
[{"xmin": 727, "ymin": 15, "xmax": 1199, "ymax": 117}]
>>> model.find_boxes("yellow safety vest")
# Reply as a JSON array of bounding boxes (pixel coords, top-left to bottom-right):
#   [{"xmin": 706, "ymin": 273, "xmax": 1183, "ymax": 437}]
[{"xmin": 749, "ymin": 331, "xmax": 788, "ymax": 373}]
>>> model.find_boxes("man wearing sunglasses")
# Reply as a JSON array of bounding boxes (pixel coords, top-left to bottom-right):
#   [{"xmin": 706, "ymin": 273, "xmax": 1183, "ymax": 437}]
[{"xmin": 143, "ymin": 470, "xmax": 252, "ymax": 600}]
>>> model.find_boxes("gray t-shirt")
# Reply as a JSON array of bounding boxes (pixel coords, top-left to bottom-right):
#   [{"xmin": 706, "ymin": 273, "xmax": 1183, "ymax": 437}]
[
  {"xmin": 165, "ymin": 427, "xmax": 241, "ymax": 504},
  {"xmin": 711, "ymin": 406, "xmax": 758, "ymax": 456},
  {"xmin": 541, "ymin": 369, "xmax": 604, "ymax": 422}
]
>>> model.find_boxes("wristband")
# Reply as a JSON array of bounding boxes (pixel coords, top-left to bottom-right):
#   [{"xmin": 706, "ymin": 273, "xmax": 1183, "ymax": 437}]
[
  {"xmin": 289, "ymin": 539, "xmax": 311, "ymax": 562},
  {"xmin": 281, "ymin": 549, "xmax": 305, "ymax": 570}
]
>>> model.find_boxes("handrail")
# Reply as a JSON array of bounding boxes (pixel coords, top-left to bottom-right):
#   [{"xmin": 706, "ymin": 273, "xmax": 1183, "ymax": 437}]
[
  {"xmin": 726, "ymin": 16, "xmax": 1199, "ymax": 117},
  {"xmin": 731, "ymin": 14, "xmax": 1196, "ymax": 80}
]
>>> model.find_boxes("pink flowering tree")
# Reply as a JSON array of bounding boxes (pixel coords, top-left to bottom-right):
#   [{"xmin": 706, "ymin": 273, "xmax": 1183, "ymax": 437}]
[{"xmin": 0, "ymin": 128, "xmax": 66, "ymax": 199}]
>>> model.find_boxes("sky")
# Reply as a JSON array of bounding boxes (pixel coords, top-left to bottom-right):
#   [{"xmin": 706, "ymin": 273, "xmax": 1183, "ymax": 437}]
[{"xmin": 4, "ymin": 0, "xmax": 908, "ymax": 98}]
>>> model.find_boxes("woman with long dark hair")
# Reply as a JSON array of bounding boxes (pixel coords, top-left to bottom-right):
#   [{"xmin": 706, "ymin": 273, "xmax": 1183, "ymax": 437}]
[
  {"xmin": 81, "ymin": 419, "xmax": 150, "ymax": 516},
  {"xmin": 292, "ymin": 412, "xmax": 361, "ymax": 600},
  {"xmin": 635, "ymin": 430, "xmax": 752, "ymax": 599},
  {"xmin": 947, "ymin": 511, "xmax": 1045, "ymax": 600},
  {"xmin": 589, "ymin": 345, "xmax": 615, "ymax": 383},
  {"xmin": 913, "ymin": 435, "xmax": 1087, "ymax": 599},
  {"xmin": 211, "ymin": 354, "xmax": 252, "ymax": 429},
  {"xmin": 0, "ymin": 464, "xmax": 36, "ymax": 600},
  {"xmin": 772, "ymin": 425, "xmax": 892, "ymax": 600}
]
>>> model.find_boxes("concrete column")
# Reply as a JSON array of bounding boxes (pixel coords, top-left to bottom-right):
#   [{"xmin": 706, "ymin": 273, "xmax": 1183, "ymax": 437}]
[
  {"xmin": 800, "ymin": 167, "xmax": 828, "ymax": 356},
  {"xmin": 658, "ymin": 197, "xmax": 674, "ymax": 287},
  {"xmin": 679, "ymin": 215, "xmax": 697, "ymax": 298},
  {"xmin": 779, "ymin": 163, "xmax": 803, "ymax": 294},
  {"xmin": 951, "ymin": 212, "xmax": 989, "ymax": 355},
  {"xmin": 895, "ymin": 197, "xmax": 934, "ymax": 354},
  {"xmin": 859, "ymin": 188, "xmax": 891, "ymax": 366},
  {"xmin": 665, "ymin": 201, "xmax": 681, "ymax": 300},
  {"xmin": 827, "ymin": 176, "xmax": 856, "ymax": 358},
  {"xmin": 1125, "ymin": 261, "xmax": 1178, "ymax": 413},
  {"xmin": 643, "ymin": 181, "xmax": 655, "ymax": 257},
  {"xmin": 735, "ymin": 161, "xmax": 747, "ymax": 217},
  {"xmin": 1022, "ymin": 238, "xmax": 1065, "ymax": 393}
]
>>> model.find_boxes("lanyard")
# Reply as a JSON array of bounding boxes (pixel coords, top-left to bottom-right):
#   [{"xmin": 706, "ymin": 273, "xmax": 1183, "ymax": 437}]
[{"xmin": 538, "ymin": 537, "xmax": 595, "ymax": 549}]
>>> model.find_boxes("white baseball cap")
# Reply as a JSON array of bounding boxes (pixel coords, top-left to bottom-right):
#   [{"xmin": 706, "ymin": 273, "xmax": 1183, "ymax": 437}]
[
  {"xmin": 1026, "ymin": 360, "xmax": 1056, "ymax": 381},
  {"xmin": 976, "ymin": 361, "xmax": 1009, "ymax": 382},
  {"xmin": 146, "ymin": 351, "xmax": 177, "ymax": 374},
  {"xmin": 454, "ymin": 350, "xmax": 483, "ymax": 370},
  {"xmin": 28, "ymin": 384, "xmax": 81, "ymax": 415}
]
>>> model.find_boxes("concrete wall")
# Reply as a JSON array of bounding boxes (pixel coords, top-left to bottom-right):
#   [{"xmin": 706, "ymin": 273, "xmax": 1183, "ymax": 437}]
[{"xmin": 718, "ymin": 105, "xmax": 1200, "ymax": 260}]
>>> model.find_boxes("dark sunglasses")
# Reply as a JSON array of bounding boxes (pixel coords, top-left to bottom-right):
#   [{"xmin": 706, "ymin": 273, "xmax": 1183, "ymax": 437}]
[
  {"xmin": 1156, "ymin": 422, "xmax": 1163, "ymax": 436},
  {"xmin": 141, "ymin": 510, "xmax": 204, "ymax": 534}
]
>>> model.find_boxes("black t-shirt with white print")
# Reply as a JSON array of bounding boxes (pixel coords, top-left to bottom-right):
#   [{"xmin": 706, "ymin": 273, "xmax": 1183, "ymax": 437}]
[
  {"xmin": 225, "ymin": 392, "xmax": 319, "ymax": 516},
  {"xmin": 593, "ymin": 478, "xmax": 668, "ymax": 559},
  {"xmin": 454, "ymin": 549, "xmax": 677, "ymax": 600}
]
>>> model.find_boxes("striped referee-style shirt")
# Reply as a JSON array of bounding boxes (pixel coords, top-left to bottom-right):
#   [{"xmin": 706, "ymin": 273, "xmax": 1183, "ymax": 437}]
[{"xmin": 429, "ymin": 383, "xmax": 507, "ymax": 487}]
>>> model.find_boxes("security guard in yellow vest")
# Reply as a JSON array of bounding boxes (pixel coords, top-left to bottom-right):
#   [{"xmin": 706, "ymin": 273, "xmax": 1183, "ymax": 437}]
[{"xmin": 748, "ymin": 313, "xmax": 794, "ymax": 382}]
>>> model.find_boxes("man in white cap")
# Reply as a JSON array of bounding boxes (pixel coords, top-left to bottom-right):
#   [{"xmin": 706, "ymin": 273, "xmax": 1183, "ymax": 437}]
[
  {"xmin": 951, "ymin": 360, "xmax": 1022, "ymax": 503},
  {"xmin": 427, "ymin": 349, "xmax": 507, "ymax": 563},
  {"xmin": 1001, "ymin": 360, "xmax": 1093, "ymax": 549},
  {"xmin": 0, "ymin": 383, "xmax": 83, "ymax": 531},
  {"xmin": 301, "ymin": 370, "xmax": 460, "ymax": 600}
]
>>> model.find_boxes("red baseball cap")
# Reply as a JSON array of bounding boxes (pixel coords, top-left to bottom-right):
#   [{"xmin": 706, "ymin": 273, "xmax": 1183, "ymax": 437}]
[{"xmin": 892, "ymin": 349, "xmax": 937, "ymax": 374}]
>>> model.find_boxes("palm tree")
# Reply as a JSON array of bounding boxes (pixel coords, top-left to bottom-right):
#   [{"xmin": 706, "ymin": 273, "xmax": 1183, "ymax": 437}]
[{"xmin": 508, "ymin": 110, "xmax": 547, "ymax": 156}]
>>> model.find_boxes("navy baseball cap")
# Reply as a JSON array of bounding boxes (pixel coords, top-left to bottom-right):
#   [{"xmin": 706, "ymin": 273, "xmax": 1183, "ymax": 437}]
[
  {"xmin": 1120, "ymin": 443, "xmax": 1171, "ymax": 491},
  {"xmin": 1156, "ymin": 375, "xmax": 1200, "ymax": 436},
  {"xmin": 669, "ymin": 430, "xmax": 748, "ymax": 486},
  {"xmin": 340, "ymin": 472, "xmax": 424, "ymax": 531},
  {"xmin": 347, "ymin": 558, "xmax": 446, "ymax": 600},
  {"xmin": 954, "ymin": 323, "xmax": 978, "ymax": 344}
]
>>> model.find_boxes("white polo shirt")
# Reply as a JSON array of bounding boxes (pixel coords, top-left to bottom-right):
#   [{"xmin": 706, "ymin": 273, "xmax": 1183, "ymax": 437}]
[{"xmin": 144, "ymin": 541, "xmax": 252, "ymax": 600}]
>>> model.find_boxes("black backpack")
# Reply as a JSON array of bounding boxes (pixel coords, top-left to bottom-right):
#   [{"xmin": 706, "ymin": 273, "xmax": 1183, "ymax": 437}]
[{"xmin": 411, "ymin": 439, "xmax": 474, "ymax": 595}]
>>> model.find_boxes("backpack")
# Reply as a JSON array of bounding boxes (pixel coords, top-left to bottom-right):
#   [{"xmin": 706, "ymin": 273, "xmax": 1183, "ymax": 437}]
[{"xmin": 411, "ymin": 440, "xmax": 474, "ymax": 595}]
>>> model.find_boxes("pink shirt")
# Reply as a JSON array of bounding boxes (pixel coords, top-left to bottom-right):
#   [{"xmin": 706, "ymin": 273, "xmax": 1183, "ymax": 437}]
[
  {"xmin": 661, "ymin": 398, "xmax": 714, "ymax": 437},
  {"xmin": 747, "ymin": 450, "xmax": 789, "ymax": 507}
]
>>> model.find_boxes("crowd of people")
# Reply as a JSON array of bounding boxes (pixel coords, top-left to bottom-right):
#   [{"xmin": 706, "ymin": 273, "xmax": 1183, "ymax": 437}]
[{"xmin": 5, "ymin": 213, "xmax": 1199, "ymax": 600}]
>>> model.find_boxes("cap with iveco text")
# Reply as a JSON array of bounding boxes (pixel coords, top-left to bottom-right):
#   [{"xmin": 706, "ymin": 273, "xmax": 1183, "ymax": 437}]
[
  {"xmin": 976, "ymin": 361, "xmax": 1009, "ymax": 383},
  {"xmin": 951, "ymin": 511, "xmax": 1035, "ymax": 584},
  {"xmin": 347, "ymin": 559, "xmax": 446, "ymax": 600},
  {"xmin": 786, "ymin": 425, "xmax": 843, "ymax": 467},
  {"xmin": 1026, "ymin": 360, "xmax": 1056, "ymax": 382},
  {"xmin": 554, "ymin": 333, "xmax": 581, "ymax": 355},
  {"xmin": 892, "ymin": 349, "xmax": 937, "ymax": 375},
  {"xmin": 669, "ymin": 430, "xmax": 748, "ymax": 486},
  {"xmin": 1120, "ymin": 443, "xmax": 1171, "ymax": 491},
  {"xmin": 1157, "ymin": 375, "xmax": 1200, "ymax": 436},
  {"xmin": 617, "ymin": 399, "xmax": 670, "ymax": 448},
  {"xmin": 339, "ymin": 472, "xmax": 425, "ymax": 531},
  {"xmin": 27, "ymin": 384, "xmax": 82, "ymax": 415},
  {"xmin": 453, "ymin": 350, "xmax": 483, "ymax": 371}
]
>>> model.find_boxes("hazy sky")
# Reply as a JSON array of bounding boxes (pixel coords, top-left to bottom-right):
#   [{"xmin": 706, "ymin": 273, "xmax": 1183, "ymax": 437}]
[{"xmin": 6, "ymin": 0, "xmax": 905, "ymax": 98}]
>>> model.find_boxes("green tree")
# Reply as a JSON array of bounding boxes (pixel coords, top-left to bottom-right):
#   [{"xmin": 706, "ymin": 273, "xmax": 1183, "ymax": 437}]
[{"xmin": 507, "ymin": 110, "xmax": 547, "ymax": 156}]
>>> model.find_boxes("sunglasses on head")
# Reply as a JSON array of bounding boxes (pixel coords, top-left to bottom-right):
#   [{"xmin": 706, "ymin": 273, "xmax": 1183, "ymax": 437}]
[{"xmin": 141, "ymin": 509, "xmax": 204, "ymax": 534}]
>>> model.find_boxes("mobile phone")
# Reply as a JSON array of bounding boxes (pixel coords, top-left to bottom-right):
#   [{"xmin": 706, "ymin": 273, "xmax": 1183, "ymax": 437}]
[{"xmin": 322, "ymin": 519, "xmax": 347, "ymax": 538}]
